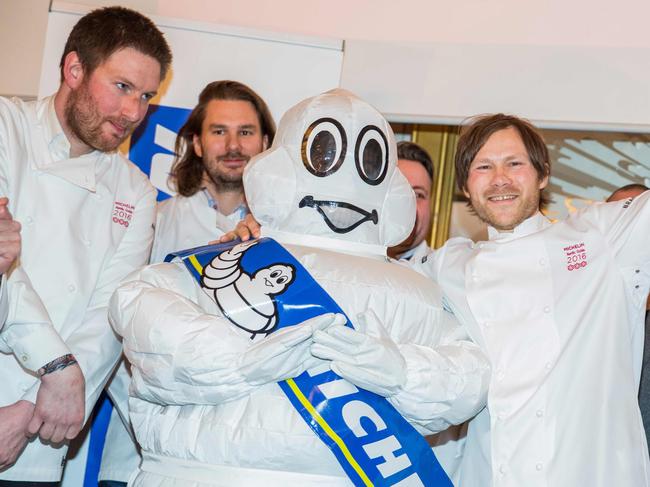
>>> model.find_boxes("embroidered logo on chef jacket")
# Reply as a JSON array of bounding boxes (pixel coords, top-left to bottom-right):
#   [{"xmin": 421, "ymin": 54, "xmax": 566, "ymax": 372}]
[
  {"xmin": 201, "ymin": 239, "xmax": 296, "ymax": 339},
  {"xmin": 564, "ymin": 241, "xmax": 588, "ymax": 271},
  {"xmin": 623, "ymin": 197, "xmax": 633, "ymax": 209},
  {"xmin": 112, "ymin": 201, "xmax": 134, "ymax": 228}
]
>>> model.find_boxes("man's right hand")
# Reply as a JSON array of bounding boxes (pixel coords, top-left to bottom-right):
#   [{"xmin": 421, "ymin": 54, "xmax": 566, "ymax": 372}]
[
  {"xmin": 28, "ymin": 361, "xmax": 85, "ymax": 444},
  {"xmin": 0, "ymin": 400, "xmax": 34, "ymax": 471},
  {"xmin": 215, "ymin": 214, "xmax": 261, "ymax": 243},
  {"xmin": 0, "ymin": 197, "xmax": 21, "ymax": 274}
]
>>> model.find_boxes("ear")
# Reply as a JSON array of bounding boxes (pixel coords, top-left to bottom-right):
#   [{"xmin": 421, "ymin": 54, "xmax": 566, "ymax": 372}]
[
  {"xmin": 192, "ymin": 134, "xmax": 203, "ymax": 158},
  {"xmin": 463, "ymin": 187, "xmax": 471, "ymax": 199},
  {"xmin": 61, "ymin": 51, "xmax": 85, "ymax": 89},
  {"xmin": 539, "ymin": 165, "xmax": 550, "ymax": 190},
  {"xmin": 262, "ymin": 134, "xmax": 269, "ymax": 151}
]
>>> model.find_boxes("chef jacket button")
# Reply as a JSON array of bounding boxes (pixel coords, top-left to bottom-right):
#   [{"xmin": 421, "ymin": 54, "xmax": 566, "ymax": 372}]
[
  {"xmin": 499, "ymin": 464, "xmax": 507, "ymax": 475},
  {"xmin": 68, "ymin": 284, "xmax": 76, "ymax": 293},
  {"xmin": 636, "ymin": 285, "xmax": 640, "ymax": 289},
  {"xmin": 636, "ymin": 269, "xmax": 641, "ymax": 273},
  {"xmin": 25, "ymin": 216, "xmax": 33, "ymax": 225},
  {"xmin": 536, "ymin": 409, "xmax": 544, "ymax": 418},
  {"xmin": 482, "ymin": 321, "xmax": 489, "ymax": 328},
  {"xmin": 95, "ymin": 193, "xmax": 102, "ymax": 200},
  {"xmin": 497, "ymin": 412, "xmax": 505, "ymax": 420},
  {"xmin": 496, "ymin": 370, "xmax": 505, "ymax": 381},
  {"xmin": 543, "ymin": 306, "xmax": 551, "ymax": 313},
  {"xmin": 536, "ymin": 463, "xmax": 543, "ymax": 471},
  {"xmin": 21, "ymin": 354, "xmax": 28, "ymax": 362},
  {"xmin": 539, "ymin": 258, "xmax": 546, "ymax": 266},
  {"xmin": 83, "ymin": 239, "xmax": 91, "ymax": 247},
  {"xmin": 545, "ymin": 362, "xmax": 552, "ymax": 370}
]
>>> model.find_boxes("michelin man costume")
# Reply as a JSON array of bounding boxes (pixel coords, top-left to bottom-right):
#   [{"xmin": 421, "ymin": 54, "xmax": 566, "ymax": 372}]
[{"xmin": 109, "ymin": 89, "xmax": 489, "ymax": 486}]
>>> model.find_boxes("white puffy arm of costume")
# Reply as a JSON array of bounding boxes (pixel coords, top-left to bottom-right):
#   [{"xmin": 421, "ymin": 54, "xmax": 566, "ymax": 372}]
[
  {"xmin": 109, "ymin": 262, "xmax": 341, "ymax": 406},
  {"xmin": 313, "ymin": 309, "xmax": 490, "ymax": 434}
]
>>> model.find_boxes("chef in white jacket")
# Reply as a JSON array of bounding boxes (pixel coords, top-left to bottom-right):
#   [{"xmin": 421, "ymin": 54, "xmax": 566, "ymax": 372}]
[
  {"xmin": 0, "ymin": 7, "xmax": 171, "ymax": 484},
  {"xmin": 230, "ymin": 112, "xmax": 650, "ymax": 486},
  {"xmin": 99, "ymin": 80, "xmax": 276, "ymax": 485},
  {"xmin": 417, "ymin": 114, "xmax": 650, "ymax": 487},
  {"xmin": 109, "ymin": 89, "xmax": 490, "ymax": 486}
]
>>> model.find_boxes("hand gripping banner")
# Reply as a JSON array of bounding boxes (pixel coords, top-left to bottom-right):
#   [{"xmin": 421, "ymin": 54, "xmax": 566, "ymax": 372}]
[{"xmin": 167, "ymin": 238, "xmax": 453, "ymax": 487}]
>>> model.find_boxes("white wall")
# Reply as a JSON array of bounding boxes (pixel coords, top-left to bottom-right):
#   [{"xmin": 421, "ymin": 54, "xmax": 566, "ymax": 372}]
[
  {"xmin": 0, "ymin": 0, "xmax": 50, "ymax": 98},
  {"xmin": 2, "ymin": 0, "xmax": 649, "ymax": 128}
]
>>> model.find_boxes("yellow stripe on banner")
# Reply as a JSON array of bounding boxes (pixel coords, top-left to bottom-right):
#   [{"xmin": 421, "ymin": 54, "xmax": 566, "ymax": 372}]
[
  {"xmin": 188, "ymin": 255, "xmax": 204, "ymax": 274},
  {"xmin": 284, "ymin": 378, "xmax": 373, "ymax": 486}
]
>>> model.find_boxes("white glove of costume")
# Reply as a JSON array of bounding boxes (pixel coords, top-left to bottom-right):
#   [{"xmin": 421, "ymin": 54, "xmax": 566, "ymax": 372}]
[
  {"xmin": 311, "ymin": 310, "xmax": 406, "ymax": 397},
  {"xmin": 238, "ymin": 312, "xmax": 346, "ymax": 386}
]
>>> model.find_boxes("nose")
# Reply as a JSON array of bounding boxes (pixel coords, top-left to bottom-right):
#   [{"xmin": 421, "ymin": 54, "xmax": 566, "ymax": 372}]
[
  {"xmin": 491, "ymin": 164, "xmax": 512, "ymax": 187},
  {"xmin": 226, "ymin": 133, "xmax": 242, "ymax": 152},
  {"xmin": 121, "ymin": 95, "xmax": 143, "ymax": 123}
]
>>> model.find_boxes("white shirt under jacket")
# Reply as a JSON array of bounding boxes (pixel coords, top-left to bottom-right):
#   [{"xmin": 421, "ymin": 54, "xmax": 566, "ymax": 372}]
[
  {"xmin": 100, "ymin": 191, "xmax": 247, "ymax": 482},
  {"xmin": 0, "ymin": 95, "xmax": 156, "ymax": 481},
  {"xmin": 150, "ymin": 190, "xmax": 247, "ymax": 263},
  {"xmin": 414, "ymin": 192, "xmax": 650, "ymax": 487},
  {"xmin": 109, "ymin": 231, "xmax": 490, "ymax": 487}
]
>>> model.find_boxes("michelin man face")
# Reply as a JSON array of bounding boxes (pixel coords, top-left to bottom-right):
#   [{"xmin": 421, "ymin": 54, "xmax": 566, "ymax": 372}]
[
  {"xmin": 252, "ymin": 264, "xmax": 295, "ymax": 294},
  {"xmin": 243, "ymin": 89, "xmax": 416, "ymax": 247}
]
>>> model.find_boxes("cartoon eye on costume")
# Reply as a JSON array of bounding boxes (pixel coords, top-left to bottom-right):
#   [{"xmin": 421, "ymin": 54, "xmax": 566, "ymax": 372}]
[
  {"xmin": 301, "ymin": 117, "xmax": 347, "ymax": 177},
  {"xmin": 355, "ymin": 125, "xmax": 389, "ymax": 185}
]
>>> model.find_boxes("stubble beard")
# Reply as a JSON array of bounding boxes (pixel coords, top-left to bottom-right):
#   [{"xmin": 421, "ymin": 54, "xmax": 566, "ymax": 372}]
[
  {"xmin": 65, "ymin": 82, "xmax": 133, "ymax": 153},
  {"xmin": 470, "ymin": 187, "xmax": 541, "ymax": 231},
  {"xmin": 204, "ymin": 152, "xmax": 248, "ymax": 192}
]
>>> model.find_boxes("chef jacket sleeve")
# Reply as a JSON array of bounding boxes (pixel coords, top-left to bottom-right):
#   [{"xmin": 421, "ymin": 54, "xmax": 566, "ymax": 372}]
[
  {"xmin": 0, "ymin": 267, "xmax": 71, "ymax": 374},
  {"xmin": 388, "ymin": 309, "xmax": 490, "ymax": 433}
]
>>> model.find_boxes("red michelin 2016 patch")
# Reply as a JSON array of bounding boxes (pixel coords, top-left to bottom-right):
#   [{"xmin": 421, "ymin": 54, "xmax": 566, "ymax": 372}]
[
  {"xmin": 112, "ymin": 201, "xmax": 134, "ymax": 228},
  {"xmin": 564, "ymin": 242, "xmax": 588, "ymax": 271}
]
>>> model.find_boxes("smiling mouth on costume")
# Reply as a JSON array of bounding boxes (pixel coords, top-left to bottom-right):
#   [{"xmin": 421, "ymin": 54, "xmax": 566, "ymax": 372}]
[{"xmin": 298, "ymin": 195, "xmax": 378, "ymax": 234}]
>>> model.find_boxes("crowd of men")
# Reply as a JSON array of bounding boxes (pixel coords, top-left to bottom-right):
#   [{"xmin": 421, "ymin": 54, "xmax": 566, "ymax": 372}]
[{"xmin": 0, "ymin": 5, "xmax": 648, "ymax": 487}]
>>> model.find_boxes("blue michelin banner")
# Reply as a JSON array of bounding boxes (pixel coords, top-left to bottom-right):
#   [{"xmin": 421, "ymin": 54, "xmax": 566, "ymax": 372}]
[{"xmin": 170, "ymin": 238, "xmax": 453, "ymax": 487}]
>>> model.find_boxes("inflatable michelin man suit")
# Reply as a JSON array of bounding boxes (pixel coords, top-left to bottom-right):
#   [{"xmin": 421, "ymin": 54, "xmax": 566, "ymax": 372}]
[{"xmin": 244, "ymin": 88, "xmax": 416, "ymax": 248}]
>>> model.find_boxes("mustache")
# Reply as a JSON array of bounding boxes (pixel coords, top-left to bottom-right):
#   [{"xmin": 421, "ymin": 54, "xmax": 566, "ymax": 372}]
[
  {"xmin": 108, "ymin": 117, "xmax": 137, "ymax": 134},
  {"xmin": 485, "ymin": 187, "xmax": 519, "ymax": 198},
  {"xmin": 217, "ymin": 151, "xmax": 249, "ymax": 162}
]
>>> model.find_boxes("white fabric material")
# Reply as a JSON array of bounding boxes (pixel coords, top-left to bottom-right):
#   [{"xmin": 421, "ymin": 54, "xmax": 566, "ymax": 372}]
[
  {"xmin": 109, "ymin": 236, "xmax": 489, "ymax": 486},
  {"xmin": 100, "ymin": 190, "xmax": 245, "ymax": 482},
  {"xmin": 0, "ymin": 276, "xmax": 6, "ymax": 328},
  {"xmin": 398, "ymin": 240, "xmax": 431, "ymax": 263},
  {"xmin": 244, "ymin": 89, "xmax": 416, "ymax": 248},
  {"xmin": 151, "ymin": 191, "xmax": 243, "ymax": 263},
  {"xmin": 414, "ymin": 194, "xmax": 650, "ymax": 487},
  {"xmin": 0, "ymin": 95, "xmax": 156, "ymax": 481},
  {"xmin": 0, "ymin": 267, "xmax": 70, "ymax": 372}
]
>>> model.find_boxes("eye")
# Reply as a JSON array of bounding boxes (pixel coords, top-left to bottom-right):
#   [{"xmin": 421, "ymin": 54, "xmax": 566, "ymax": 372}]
[
  {"xmin": 301, "ymin": 118, "xmax": 347, "ymax": 177},
  {"xmin": 354, "ymin": 125, "xmax": 389, "ymax": 185},
  {"xmin": 270, "ymin": 270, "xmax": 281, "ymax": 278},
  {"xmin": 277, "ymin": 276, "xmax": 288, "ymax": 284}
]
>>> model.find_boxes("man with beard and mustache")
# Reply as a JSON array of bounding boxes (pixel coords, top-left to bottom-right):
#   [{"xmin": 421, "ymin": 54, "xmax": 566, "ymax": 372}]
[
  {"xmin": 150, "ymin": 80, "xmax": 275, "ymax": 262},
  {"xmin": 0, "ymin": 6, "xmax": 171, "ymax": 485},
  {"xmin": 96, "ymin": 80, "xmax": 275, "ymax": 486},
  {"xmin": 228, "ymin": 113, "xmax": 650, "ymax": 486}
]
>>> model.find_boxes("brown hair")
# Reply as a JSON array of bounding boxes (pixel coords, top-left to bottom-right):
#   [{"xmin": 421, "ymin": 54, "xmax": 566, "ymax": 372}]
[
  {"xmin": 397, "ymin": 141, "xmax": 434, "ymax": 182},
  {"xmin": 60, "ymin": 6, "xmax": 172, "ymax": 81},
  {"xmin": 455, "ymin": 113, "xmax": 551, "ymax": 209},
  {"xmin": 170, "ymin": 80, "xmax": 276, "ymax": 196}
]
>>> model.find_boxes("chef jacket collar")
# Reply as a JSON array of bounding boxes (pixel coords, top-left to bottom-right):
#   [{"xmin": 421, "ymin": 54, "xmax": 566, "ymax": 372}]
[
  {"xmin": 36, "ymin": 96, "xmax": 100, "ymax": 192},
  {"xmin": 487, "ymin": 211, "xmax": 550, "ymax": 242}
]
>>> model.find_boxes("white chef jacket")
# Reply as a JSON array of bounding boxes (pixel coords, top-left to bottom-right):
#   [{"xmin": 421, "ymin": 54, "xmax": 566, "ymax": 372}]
[
  {"xmin": 150, "ymin": 190, "xmax": 248, "ymax": 263},
  {"xmin": 0, "ymin": 95, "xmax": 156, "ymax": 481},
  {"xmin": 415, "ymin": 193, "xmax": 650, "ymax": 487},
  {"xmin": 398, "ymin": 240, "xmax": 431, "ymax": 263},
  {"xmin": 108, "ymin": 231, "xmax": 490, "ymax": 487},
  {"xmin": 0, "ymin": 267, "xmax": 70, "ymax": 373},
  {"xmin": 99, "ymin": 190, "xmax": 248, "ymax": 482}
]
